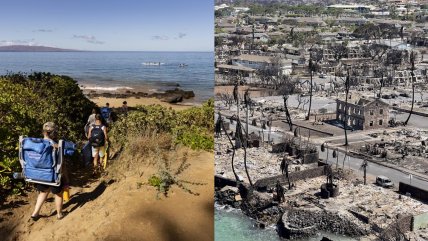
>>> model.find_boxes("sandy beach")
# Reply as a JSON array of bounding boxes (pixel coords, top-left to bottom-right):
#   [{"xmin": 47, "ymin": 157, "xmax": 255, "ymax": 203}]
[
  {"xmin": 90, "ymin": 96, "xmax": 194, "ymax": 111},
  {"xmin": 81, "ymin": 86, "xmax": 198, "ymax": 111}
]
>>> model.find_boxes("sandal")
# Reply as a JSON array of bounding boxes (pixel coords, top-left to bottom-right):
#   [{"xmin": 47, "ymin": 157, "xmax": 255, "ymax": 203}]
[{"xmin": 57, "ymin": 212, "xmax": 67, "ymax": 220}]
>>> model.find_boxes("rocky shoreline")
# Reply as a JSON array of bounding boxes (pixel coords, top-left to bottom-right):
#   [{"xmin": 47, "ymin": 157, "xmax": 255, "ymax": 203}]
[
  {"xmin": 83, "ymin": 87, "xmax": 195, "ymax": 104},
  {"xmin": 215, "ymin": 180, "xmax": 367, "ymax": 240}
]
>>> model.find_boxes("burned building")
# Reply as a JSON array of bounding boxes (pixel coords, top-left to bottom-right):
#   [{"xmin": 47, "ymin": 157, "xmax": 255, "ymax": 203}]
[{"xmin": 336, "ymin": 97, "xmax": 389, "ymax": 130}]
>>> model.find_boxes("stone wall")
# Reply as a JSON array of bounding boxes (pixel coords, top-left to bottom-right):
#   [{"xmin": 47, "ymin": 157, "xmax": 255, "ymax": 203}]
[
  {"xmin": 309, "ymin": 113, "xmax": 336, "ymax": 122},
  {"xmin": 254, "ymin": 165, "xmax": 329, "ymax": 190},
  {"xmin": 277, "ymin": 209, "xmax": 368, "ymax": 239},
  {"xmin": 399, "ymin": 182, "xmax": 428, "ymax": 202},
  {"xmin": 277, "ymin": 210, "xmax": 317, "ymax": 239},
  {"xmin": 271, "ymin": 142, "xmax": 319, "ymax": 163}
]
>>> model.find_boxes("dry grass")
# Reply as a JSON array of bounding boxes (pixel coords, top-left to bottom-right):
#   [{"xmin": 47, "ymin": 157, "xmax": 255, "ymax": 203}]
[{"xmin": 106, "ymin": 131, "xmax": 175, "ymax": 179}]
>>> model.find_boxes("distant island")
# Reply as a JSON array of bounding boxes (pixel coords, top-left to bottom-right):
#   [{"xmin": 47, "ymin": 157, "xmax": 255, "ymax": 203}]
[{"xmin": 0, "ymin": 45, "xmax": 79, "ymax": 52}]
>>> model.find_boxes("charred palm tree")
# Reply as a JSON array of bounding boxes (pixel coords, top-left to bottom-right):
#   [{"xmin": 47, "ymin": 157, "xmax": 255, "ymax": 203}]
[
  {"xmin": 360, "ymin": 160, "xmax": 368, "ymax": 185},
  {"xmin": 221, "ymin": 120, "xmax": 239, "ymax": 182},
  {"xmin": 307, "ymin": 58, "xmax": 314, "ymax": 120},
  {"xmin": 343, "ymin": 70, "xmax": 350, "ymax": 146},
  {"xmin": 404, "ymin": 51, "xmax": 417, "ymax": 126},
  {"xmin": 237, "ymin": 119, "xmax": 253, "ymax": 186},
  {"xmin": 244, "ymin": 89, "xmax": 251, "ymax": 142},
  {"xmin": 306, "ymin": 49, "xmax": 322, "ymax": 120},
  {"xmin": 215, "ymin": 112, "xmax": 222, "ymax": 137},
  {"xmin": 283, "ymin": 95, "xmax": 293, "ymax": 131}
]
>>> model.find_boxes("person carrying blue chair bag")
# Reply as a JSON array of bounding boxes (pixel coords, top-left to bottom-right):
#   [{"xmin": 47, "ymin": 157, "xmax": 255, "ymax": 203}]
[
  {"xmin": 17, "ymin": 122, "xmax": 75, "ymax": 221},
  {"xmin": 62, "ymin": 139, "xmax": 76, "ymax": 203},
  {"xmin": 100, "ymin": 103, "xmax": 112, "ymax": 126}
]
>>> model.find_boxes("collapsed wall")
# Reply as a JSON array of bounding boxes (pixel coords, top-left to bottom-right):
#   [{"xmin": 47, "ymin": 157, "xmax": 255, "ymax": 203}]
[{"xmin": 277, "ymin": 209, "xmax": 369, "ymax": 239}]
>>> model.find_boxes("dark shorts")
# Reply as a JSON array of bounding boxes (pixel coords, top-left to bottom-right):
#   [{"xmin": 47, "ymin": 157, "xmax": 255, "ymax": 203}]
[{"xmin": 35, "ymin": 183, "xmax": 63, "ymax": 195}]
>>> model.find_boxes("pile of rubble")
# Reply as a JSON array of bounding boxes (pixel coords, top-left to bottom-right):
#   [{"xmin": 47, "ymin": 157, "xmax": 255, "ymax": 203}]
[
  {"xmin": 284, "ymin": 176, "xmax": 428, "ymax": 239},
  {"xmin": 361, "ymin": 129, "xmax": 428, "ymax": 174},
  {"xmin": 287, "ymin": 176, "xmax": 428, "ymax": 231},
  {"xmin": 279, "ymin": 208, "xmax": 368, "ymax": 239},
  {"xmin": 215, "ymin": 135, "xmax": 316, "ymax": 183}
]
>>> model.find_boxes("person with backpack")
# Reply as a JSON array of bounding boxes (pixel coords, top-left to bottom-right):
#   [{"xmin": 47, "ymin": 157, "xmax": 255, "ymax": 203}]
[
  {"xmin": 88, "ymin": 114, "xmax": 108, "ymax": 174},
  {"xmin": 31, "ymin": 122, "xmax": 67, "ymax": 221},
  {"xmin": 85, "ymin": 108, "xmax": 98, "ymax": 136},
  {"xmin": 100, "ymin": 103, "xmax": 112, "ymax": 125}
]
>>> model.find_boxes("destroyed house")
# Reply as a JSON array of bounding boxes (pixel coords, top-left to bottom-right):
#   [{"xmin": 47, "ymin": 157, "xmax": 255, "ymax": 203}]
[{"xmin": 336, "ymin": 97, "xmax": 389, "ymax": 130}]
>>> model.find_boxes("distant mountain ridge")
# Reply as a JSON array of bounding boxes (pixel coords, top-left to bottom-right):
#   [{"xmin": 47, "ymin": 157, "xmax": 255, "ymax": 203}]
[{"xmin": 0, "ymin": 45, "xmax": 79, "ymax": 52}]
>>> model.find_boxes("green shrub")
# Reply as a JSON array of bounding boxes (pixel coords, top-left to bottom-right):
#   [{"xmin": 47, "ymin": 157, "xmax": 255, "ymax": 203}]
[
  {"xmin": 173, "ymin": 126, "xmax": 213, "ymax": 150},
  {"xmin": 0, "ymin": 72, "xmax": 95, "ymax": 198},
  {"xmin": 109, "ymin": 98, "xmax": 214, "ymax": 151}
]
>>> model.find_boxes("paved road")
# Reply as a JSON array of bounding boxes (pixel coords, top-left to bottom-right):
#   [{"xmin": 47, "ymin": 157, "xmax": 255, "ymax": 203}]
[{"xmin": 217, "ymin": 113, "xmax": 428, "ymax": 190}]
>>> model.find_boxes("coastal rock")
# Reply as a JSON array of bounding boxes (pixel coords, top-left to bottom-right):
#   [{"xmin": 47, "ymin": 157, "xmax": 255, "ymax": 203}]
[
  {"xmin": 161, "ymin": 94, "xmax": 183, "ymax": 103},
  {"xmin": 150, "ymin": 88, "xmax": 195, "ymax": 103},
  {"xmin": 215, "ymin": 185, "xmax": 241, "ymax": 208},
  {"xmin": 84, "ymin": 87, "xmax": 195, "ymax": 103},
  {"xmin": 277, "ymin": 209, "xmax": 368, "ymax": 239},
  {"xmin": 240, "ymin": 189, "xmax": 284, "ymax": 224},
  {"xmin": 165, "ymin": 88, "xmax": 195, "ymax": 99}
]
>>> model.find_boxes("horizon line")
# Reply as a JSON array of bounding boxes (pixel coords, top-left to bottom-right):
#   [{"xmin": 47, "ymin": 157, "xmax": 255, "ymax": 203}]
[
  {"xmin": 0, "ymin": 45, "xmax": 213, "ymax": 52},
  {"xmin": 0, "ymin": 50, "xmax": 214, "ymax": 53}
]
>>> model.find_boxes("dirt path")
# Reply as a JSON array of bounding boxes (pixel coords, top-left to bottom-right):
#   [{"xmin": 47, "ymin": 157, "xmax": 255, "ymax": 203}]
[{"xmin": 0, "ymin": 150, "xmax": 213, "ymax": 241}]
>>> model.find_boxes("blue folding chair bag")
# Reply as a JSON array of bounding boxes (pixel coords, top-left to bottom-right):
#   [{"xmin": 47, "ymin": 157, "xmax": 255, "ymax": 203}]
[
  {"xmin": 23, "ymin": 139, "xmax": 54, "ymax": 169},
  {"xmin": 100, "ymin": 107, "xmax": 111, "ymax": 120},
  {"xmin": 64, "ymin": 141, "xmax": 76, "ymax": 157},
  {"xmin": 21, "ymin": 138, "xmax": 57, "ymax": 183}
]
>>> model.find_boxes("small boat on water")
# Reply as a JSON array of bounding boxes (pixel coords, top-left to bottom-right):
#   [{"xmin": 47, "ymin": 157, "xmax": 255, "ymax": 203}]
[
  {"xmin": 179, "ymin": 63, "xmax": 188, "ymax": 67},
  {"xmin": 142, "ymin": 62, "xmax": 164, "ymax": 66}
]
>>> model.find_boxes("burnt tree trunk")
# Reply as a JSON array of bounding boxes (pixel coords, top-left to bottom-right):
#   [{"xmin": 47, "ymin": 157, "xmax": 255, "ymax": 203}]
[
  {"xmin": 306, "ymin": 70, "xmax": 313, "ymax": 120},
  {"xmin": 221, "ymin": 121, "xmax": 239, "ymax": 182},
  {"xmin": 404, "ymin": 52, "xmax": 416, "ymax": 126},
  {"xmin": 283, "ymin": 95, "xmax": 293, "ymax": 131},
  {"xmin": 343, "ymin": 71, "xmax": 350, "ymax": 146}
]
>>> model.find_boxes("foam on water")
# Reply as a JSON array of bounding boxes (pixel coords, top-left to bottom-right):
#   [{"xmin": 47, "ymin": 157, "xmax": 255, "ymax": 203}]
[{"xmin": 82, "ymin": 86, "xmax": 134, "ymax": 91}]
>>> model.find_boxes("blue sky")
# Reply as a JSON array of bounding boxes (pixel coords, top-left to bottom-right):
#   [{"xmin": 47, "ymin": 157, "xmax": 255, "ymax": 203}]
[{"xmin": 0, "ymin": 0, "xmax": 213, "ymax": 51}]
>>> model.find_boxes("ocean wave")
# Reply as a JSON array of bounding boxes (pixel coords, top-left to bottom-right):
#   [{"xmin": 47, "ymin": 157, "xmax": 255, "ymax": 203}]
[
  {"xmin": 82, "ymin": 86, "xmax": 134, "ymax": 91},
  {"xmin": 214, "ymin": 203, "xmax": 239, "ymax": 213}
]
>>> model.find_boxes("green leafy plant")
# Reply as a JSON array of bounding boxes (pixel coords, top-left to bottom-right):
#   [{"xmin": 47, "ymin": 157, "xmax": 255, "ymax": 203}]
[{"xmin": 147, "ymin": 152, "xmax": 206, "ymax": 198}]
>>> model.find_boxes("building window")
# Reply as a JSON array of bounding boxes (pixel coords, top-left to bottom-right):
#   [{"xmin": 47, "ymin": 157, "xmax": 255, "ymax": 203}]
[
  {"xmin": 370, "ymin": 121, "xmax": 373, "ymax": 126},
  {"xmin": 370, "ymin": 110, "xmax": 374, "ymax": 115},
  {"xmin": 379, "ymin": 120, "xmax": 383, "ymax": 125},
  {"xmin": 380, "ymin": 109, "xmax": 383, "ymax": 114}
]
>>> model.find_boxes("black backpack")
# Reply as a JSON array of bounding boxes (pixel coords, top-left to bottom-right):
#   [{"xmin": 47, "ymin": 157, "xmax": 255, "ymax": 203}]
[{"xmin": 89, "ymin": 125, "xmax": 105, "ymax": 147}]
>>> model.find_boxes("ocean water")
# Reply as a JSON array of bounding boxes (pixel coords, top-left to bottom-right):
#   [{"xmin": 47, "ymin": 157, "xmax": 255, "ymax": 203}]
[
  {"xmin": 0, "ymin": 51, "xmax": 213, "ymax": 102},
  {"xmin": 215, "ymin": 206, "xmax": 357, "ymax": 241}
]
